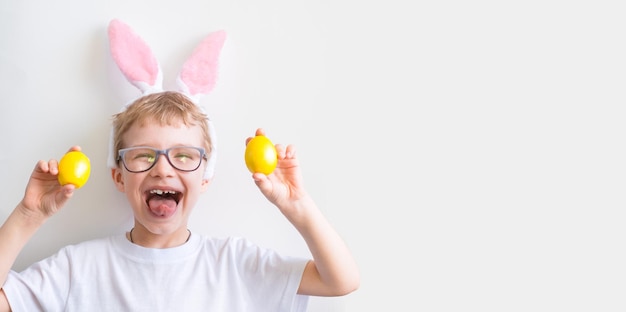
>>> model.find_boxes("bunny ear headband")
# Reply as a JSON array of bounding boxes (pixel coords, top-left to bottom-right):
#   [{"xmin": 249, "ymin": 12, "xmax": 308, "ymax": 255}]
[{"xmin": 106, "ymin": 18, "xmax": 226, "ymax": 179}]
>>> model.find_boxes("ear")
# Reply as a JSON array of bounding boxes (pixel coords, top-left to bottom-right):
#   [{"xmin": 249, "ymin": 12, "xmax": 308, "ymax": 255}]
[
  {"xmin": 175, "ymin": 30, "xmax": 226, "ymax": 180},
  {"xmin": 111, "ymin": 168, "xmax": 125, "ymax": 192},
  {"xmin": 176, "ymin": 30, "xmax": 227, "ymax": 102},
  {"xmin": 108, "ymin": 19, "xmax": 164, "ymax": 95},
  {"xmin": 200, "ymin": 178, "xmax": 211, "ymax": 193}
]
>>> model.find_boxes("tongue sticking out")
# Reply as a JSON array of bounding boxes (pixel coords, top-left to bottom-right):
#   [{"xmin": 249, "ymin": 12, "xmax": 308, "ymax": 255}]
[{"xmin": 148, "ymin": 197, "xmax": 178, "ymax": 217}]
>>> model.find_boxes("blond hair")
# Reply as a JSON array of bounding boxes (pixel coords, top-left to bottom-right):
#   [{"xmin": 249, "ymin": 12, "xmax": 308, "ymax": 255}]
[{"xmin": 112, "ymin": 91, "xmax": 212, "ymax": 163}]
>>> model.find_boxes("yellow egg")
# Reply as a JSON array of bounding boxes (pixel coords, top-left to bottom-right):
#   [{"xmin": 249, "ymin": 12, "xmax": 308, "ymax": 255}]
[
  {"xmin": 58, "ymin": 151, "xmax": 91, "ymax": 188},
  {"xmin": 245, "ymin": 135, "xmax": 277, "ymax": 175}
]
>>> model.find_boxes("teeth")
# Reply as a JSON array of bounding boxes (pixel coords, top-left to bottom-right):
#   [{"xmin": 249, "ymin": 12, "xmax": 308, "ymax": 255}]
[{"xmin": 150, "ymin": 189, "xmax": 178, "ymax": 195}]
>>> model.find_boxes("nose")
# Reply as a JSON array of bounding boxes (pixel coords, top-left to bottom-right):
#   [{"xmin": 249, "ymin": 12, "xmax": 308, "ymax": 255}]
[{"xmin": 150, "ymin": 153, "xmax": 175, "ymax": 177}]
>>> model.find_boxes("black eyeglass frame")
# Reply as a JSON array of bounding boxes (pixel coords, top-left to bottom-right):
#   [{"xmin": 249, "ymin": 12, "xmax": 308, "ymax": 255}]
[{"xmin": 117, "ymin": 146, "xmax": 207, "ymax": 173}]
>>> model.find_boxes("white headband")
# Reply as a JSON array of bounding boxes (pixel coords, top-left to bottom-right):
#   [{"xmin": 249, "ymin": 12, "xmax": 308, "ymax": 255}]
[{"xmin": 106, "ymin": 19, "xmax": 226, "ymax": 179}]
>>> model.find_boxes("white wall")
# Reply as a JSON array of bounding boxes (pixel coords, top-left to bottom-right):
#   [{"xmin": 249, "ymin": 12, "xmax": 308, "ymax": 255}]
[{"xmin": 1, "ymin": 1, "xmax": 625, "ymax": 311}]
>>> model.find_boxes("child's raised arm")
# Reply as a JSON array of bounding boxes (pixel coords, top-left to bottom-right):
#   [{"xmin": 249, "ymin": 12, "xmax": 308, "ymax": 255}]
[
  {"xmin": 0, "ymin": 147, "xmax": 80, "ymax": 311},
  {"xmin": 246, "ymin": 129, "xmax": 360, "ymax": 296}
]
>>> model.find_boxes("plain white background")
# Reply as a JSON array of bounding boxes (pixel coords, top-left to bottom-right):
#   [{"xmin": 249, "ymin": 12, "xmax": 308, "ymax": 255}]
[{"xmin": 1, "ymin": 0, "xmax": 625, "ymax": 311}]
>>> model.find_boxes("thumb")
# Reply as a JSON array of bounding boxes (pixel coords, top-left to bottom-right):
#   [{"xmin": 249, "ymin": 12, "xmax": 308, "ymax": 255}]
[
  {"xmin": 252, "ymin": 173, "xmax": 272, "ymax": 192},
  {"xmin": 57, "ymin": 184, "xmax": 76, "ymax": 205}
]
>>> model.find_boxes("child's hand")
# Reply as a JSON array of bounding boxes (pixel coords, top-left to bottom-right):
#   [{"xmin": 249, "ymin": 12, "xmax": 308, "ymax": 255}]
[
  {"xmin": 18, "ymin": 146, "xmax": 80, "ymax": 220},
  {"xmin": 246, "ymin": 129, "xmax": 310, "ymax": 213}
]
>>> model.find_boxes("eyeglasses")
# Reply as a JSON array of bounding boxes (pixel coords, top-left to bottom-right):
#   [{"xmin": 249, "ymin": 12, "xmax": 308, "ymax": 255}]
[{"xmin": 117, "ymin": 146, "xmax": 207, "ymax": 173}]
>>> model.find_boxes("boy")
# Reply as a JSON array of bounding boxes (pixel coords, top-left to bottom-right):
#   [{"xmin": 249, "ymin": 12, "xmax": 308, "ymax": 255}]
[{"xmin": 0, "ymin": 91, "xmax": 360, "ymax": 311}]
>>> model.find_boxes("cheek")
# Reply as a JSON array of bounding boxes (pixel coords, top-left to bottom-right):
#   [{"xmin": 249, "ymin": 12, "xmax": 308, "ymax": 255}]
[
  {"xmin": 182, "ymin": 175, "xmax": 209, "ymax": 200},
  {"xmin": 116, "ymin": 171, "xmax": 144, "ymax": 194}
]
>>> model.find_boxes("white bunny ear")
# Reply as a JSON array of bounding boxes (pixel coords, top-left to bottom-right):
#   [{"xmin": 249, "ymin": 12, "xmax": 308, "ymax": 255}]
[
  {"xmin": 176, "ymin": 30, "xmax": 226, "ymax": 103},
  {"xmin": 204, "ymin": 119, "xmax": 218, "ymax": 180},
  {"xmin": 176, "ymin": 30, "xmax": 226, "ymax": 180},
  {"xmin": 108, "ymin": 19, "xmax": 163, "ymax": 95}
]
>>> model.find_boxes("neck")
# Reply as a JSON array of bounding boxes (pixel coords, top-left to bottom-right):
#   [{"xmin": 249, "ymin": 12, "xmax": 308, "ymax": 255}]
[{"xmin": 128, "ymin": 227, "xmax": 191, "ymax": 248}]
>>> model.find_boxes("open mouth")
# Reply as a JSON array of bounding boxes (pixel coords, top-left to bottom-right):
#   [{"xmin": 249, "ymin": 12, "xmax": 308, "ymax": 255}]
[{"xmin": 145, "ymin": 189, "xmax": 182, "ymax": 217}]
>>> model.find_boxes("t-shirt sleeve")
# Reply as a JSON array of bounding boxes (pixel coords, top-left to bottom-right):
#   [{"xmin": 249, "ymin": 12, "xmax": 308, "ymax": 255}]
[
  {"xmin": 2, "ymin": 247, "xmax": 72, "ymax": 312},
  {"xmin": 229, "ymin": 237, "xmax": 310, "ymax": 311}
]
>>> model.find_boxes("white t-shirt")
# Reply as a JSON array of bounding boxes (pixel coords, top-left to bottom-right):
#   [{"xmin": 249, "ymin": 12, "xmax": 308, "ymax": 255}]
[{"xmin": 3, "ymin": 234, "xmax": 309, "ymax": 312}]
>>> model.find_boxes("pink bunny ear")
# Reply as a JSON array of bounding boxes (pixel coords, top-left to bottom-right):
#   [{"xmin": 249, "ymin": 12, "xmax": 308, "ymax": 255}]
[
  {"xmin": 176, "ymin": 30, "xmax": 226, "ymax": 102},
  {"xmin": 176, "ymin": 30, "xmax": 226, "ymax": 178},
  {"xmin": 108, "ymin": 19, "xmax": 163, "ymax": 95}
]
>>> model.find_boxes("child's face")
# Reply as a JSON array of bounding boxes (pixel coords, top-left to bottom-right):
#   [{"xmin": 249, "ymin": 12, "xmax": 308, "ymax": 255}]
[{"xmin": 111, "ymin": 119, "xmax": 210, "ymax": 236}]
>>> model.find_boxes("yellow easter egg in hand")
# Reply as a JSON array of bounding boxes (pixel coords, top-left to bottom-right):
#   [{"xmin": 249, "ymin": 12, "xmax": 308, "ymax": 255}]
[
  {"xmin": 58, "ymin": 151, "xmax": 91, "ymax": 188},
  {"xmin": 245, "ymin": 135, "xmax": 278, "ymax": 175}
]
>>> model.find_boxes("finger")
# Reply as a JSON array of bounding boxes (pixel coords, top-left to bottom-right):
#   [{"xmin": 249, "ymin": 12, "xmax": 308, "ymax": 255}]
[
  {"xmin": 67, "ymin": 145, "xmax": 82, "ymax": 153},
  {"xmin": 275, "ymin": 144, "xmax": 286, "ymax": 159},
  {"xmin": 245, "ymin": 129, "xmax": 264, "ymax": 146},
  {"xmin": 58, "ymin": 184, "xmax": 76, "ymax": 202},
  {"xmin": 48, "ymin": 158, "xmax": 60, "ymax": 175},
  {"xmin": 285, "ymin": 144, "xmax": 296, "ymax": 158},
  {"xmin": 252, "ymin": 172, "xmax": 272, "ymax": 190},
  {"xmin": 63, "ymin": 183, "xmax": 76, "ymax": 193},
  {"xmin": 35, "ymin": 159, "xmax": 49, "ymax": 173},
  {"xmin": 252, "ymin": 172, "xmax": 266, "ymax": 181}
]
